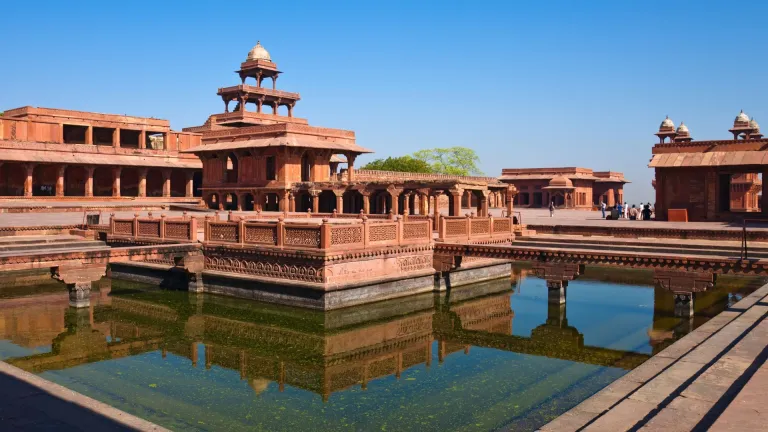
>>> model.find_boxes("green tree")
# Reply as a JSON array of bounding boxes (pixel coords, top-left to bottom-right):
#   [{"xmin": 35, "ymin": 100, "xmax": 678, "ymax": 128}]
[
  {"xmin": 412, "ymin": 147, "xmax": 482, "ymax": 176},
  {"xmin": 361, "ymin": 156, "xmax": 434, "ymax": 173}
]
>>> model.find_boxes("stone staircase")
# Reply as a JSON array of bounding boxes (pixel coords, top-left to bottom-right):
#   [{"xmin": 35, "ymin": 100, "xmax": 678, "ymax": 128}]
[
  {"xmin": 541, "ymin": 283, "xmax": 768, "ymax": 431},
  {"xmin": 0, "ymin": 235, "xmax": 109, "ymax": 258},
  {"xmin": 515, "ymin": 235, "xmax": 768, "ymax": 260}
]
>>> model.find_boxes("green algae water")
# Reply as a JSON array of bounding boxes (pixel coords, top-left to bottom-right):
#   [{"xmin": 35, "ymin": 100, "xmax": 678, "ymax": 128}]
[{"xmin": 0, "ymin": 267, "xmax": 763, "ymax": 431}]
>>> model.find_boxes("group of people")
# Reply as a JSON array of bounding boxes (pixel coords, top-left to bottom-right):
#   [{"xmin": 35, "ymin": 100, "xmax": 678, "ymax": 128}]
[{"xmin": 600, "ymin": 201, "xmax": 654, "ymax": 220}]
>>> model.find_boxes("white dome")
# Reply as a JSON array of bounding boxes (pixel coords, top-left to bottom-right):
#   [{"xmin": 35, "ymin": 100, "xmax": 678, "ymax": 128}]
[
  {"xmin": 676, "ymin": 122, "xmax": 689, "ymax": 133},
  {"xmin": 660, "ymin": 116, "xmax": 674, "ymax": 129},
  {"xmin": 750, "ymin": 118, "xmax": 760, "ymax": 131},
  {"xmin": 246, "ymin": 41, "xmax": 271, "ymax": 62},
  {"xmin": 735, "ymin": 110, "xmax": 749, "ymax": 123}
]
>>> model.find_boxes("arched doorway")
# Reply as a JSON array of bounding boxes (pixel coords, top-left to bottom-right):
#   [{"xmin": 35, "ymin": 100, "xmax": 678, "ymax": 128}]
[
  {"xmin": 264, "ymin": 193, "xmax": 280, "ymax": 212},
  {"xmin": 92, "ymin": 167, "xmax": 113, "ymax": 197},
  {"xmin": 318, "ymin": 190, "xmax": 337, "ymax": 213},
  {"xmin": 295, "ymin": 191, "xmax": 312, "ymax": 212},
  {"xmin": 32, "ymin": 165, "xmax": 57, "ymax": 196},
  {"xmin": 64, "ymin": 166, "xmax": 87, "ymax": 196},
  {"xmin": 121, "ymin": 168, "xmax": 139, "ymax": 197},
  {"xmin": 343, "ymin": 190, "xmax": 363, "ymax": 214},
  {"xmin": 226, "ymin": 153, "xmax": 239, "ymax": 183},
  {"xmin": 224, "ymin": 193, "xmax": 238, "ymax": 211},
  {"xmin": 206, "ymin": 193, "xmax": 220, "ymax": 210},
  {"xmin": 301, "ymin": 152, "xmax": 312, "ymax": 182},
  {"xmin": 243, "ymin": 193, "xmax": 255, "ymax": 211},
  {"xmin": 0, "ymin": 163, "xmax": 27, "ymax": 196},
  {"xmin": 370, "ymin": 190, "xmax": 392, "ymax": 215}
]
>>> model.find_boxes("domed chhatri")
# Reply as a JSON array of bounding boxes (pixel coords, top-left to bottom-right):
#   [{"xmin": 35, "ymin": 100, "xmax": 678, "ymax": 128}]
[
  {"xmin": 660, "ymin": 116, "xmax": 675, "ymax": 130},
  {"xmin": 676, "ymin": 122, "xmax": 689, "ymax": 134},
  {"xmin": 735, "ymin": 110, "xmax": 750, "ymax": 124},
  {"xmin": 246, "ymin": 41, "xmax": 271, "ymax": 62},
  {"xmin": 750, "ymin": 118, "xmax": 760, "ymax": 132}
]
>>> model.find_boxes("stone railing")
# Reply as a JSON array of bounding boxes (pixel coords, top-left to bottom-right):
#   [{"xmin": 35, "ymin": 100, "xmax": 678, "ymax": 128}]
[
  {"xmin": 217, "ymin": 85, "xmax": 301, "ymax": 100},
  {"xmin": 204, "ymin": 217, "xmax": 432, "ymax": 251},
  {"xmin": 109, "ymin": 214, "xmax": 197, "ymax": 242},
  {"xmin": 437, "ymin": 216, "xmax": 514, "ymax": 242}
]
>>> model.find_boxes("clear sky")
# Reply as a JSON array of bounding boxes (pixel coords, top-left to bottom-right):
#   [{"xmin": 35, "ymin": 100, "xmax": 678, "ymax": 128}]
[{"xmin": 2, "ymin": 0, "xmax": 767, "ymax": 202}]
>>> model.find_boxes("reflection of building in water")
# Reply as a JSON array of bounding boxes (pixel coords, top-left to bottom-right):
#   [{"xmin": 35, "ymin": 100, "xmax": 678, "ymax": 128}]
[{"xmin": 3, "ymin": 278, "xmax": 657, "ymax": 401}]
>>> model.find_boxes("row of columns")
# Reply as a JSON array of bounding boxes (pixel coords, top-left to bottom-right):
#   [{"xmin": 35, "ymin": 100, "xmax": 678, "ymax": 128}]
[
  {"xmin": 224, "ymin": 96, "xmax": 296, "ymax": 118},
  {"xmin": 2, "ymin": 162, "xmax": 195, "ymax": 198},
  {"xmin": 64, "ymin": 125, "xmax": 164, "ymax": 149}
]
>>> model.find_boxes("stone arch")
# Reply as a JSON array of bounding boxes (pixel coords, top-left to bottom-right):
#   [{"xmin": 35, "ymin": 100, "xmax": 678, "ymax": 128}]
[
  {"xmin": 121, "ymin": 168, "xmax": 140, "ymax": 197},
  {"xmin": 171, "ymin": 170, "xmax": 186, "ymax": 197},
  {"xmin": 224, "ymin": 193, "xmax": 238, "ymax": 211},
  {"xmin": 264, "ymin": 193, "xmax": 280, "ymax": 212},
  {"xmin": 242, "ymin": 193, "xmax": 255, "ymax": 211},
  {"xmin": 32, "ymin": 165, "xmax": 57, "ymax": 196},
  {"xmin": 370, "ymin": 190, "xmax": 392, "ymax": 215},
  {"xmin": 343, "ymin": 190, "xmax": 363, "ymax": 214},
  {"xmin": 318, "ymin": 190, "xmax": 337, "ymax": 213},
  {"xmin": 92, "ymin": 167, "xmax": 113, "ymax": 197},
  {"xmin": 295, "ymin": 191, "xmax": 312, "ymax": 212},
  {"xmin": 226, "ymin": 153, "xmax": 239, "ymax": 183},
  {"xmin": 64, "ymin": 166, "xmax": 87, "ymax": 196},
  {"xmin": 0, "ymin": 163, "xmax": 27, "ymax": 196},
  {"xmin": 301, "ymin": 151, "xmax": 312, "ymax": 182},
  {"xmin": 206, "ymin": 192, "xmax": 220, "ymax": 210}
]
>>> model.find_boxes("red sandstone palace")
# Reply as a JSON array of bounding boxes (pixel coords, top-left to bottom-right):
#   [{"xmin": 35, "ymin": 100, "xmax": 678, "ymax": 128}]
[
  {"xmin": 0, "ymin": 107, "xmax": 202, "ymax": 199},
  {"xmin": 650, "ymin": 111, "xmax": 765, "ymax": 221},
  {"xmin": 499, "ymin": 168, "xmax": 628, "ymax": 209}
]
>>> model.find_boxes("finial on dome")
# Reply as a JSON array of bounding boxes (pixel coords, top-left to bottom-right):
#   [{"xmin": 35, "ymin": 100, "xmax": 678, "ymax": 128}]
[
  {"xmin": 659, "ymin": 116, "xmax": 675, "ymax": 130},
  {"xmin": 735, "ymin": 110, "xmax": 750, "ymax": 124}
]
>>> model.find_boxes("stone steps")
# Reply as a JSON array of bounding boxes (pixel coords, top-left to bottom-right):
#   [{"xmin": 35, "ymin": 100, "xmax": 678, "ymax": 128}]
[
  {"xmin": 540, "ymin": 283, "xmax": 768, "ymax": 432},
  {"xmin": 0, "ymin": 235, "xmax": 108, "ymax": 258},
  {"xmin": 515, "ymin": 236, "xmax": 768, "ymax": 259}
]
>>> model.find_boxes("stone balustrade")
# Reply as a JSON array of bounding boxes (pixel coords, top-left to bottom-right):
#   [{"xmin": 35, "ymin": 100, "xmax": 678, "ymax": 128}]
[
  {"xmin": 204, "ymin": 217, "xmax": 432, "ymax": 251},
  {"xmin": 109, "ymin": 214, "xmax": 197, "ymax": 242},
  {"xmin": 437, "ymin": 215, "xmax": 514, "ymax": 242}
]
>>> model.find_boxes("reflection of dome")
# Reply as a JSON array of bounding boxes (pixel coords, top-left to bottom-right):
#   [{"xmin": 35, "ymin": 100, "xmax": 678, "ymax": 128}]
[
  {"xmin": 246, "ymin": 41, "xmax": 271, "ymax": 62},
  {"xmin": 549, "ymin": 175, "xmax": 573, "ymax": 188},
  {"xmin": 249, "ymin": 378, "xmax": 271, "ymax": 395},
  {"xmin": 750, "ymin": 118, "xmax": 760, "ymax": 132},
  {"xmin": 676, "ymin": 122, "xmax": 689, "ymax": 134},
  {"xmin": 735, "ymin": 110, "xmax": 749, "ymax": 123},
  {"xmin": 660, "ymin": 116, "xmax": 674, "ymax": 129}
]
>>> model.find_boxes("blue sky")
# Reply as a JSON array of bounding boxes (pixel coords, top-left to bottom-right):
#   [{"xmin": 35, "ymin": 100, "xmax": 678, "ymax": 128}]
[{"xmin": 2, "ymin": 1, "xmax": 767, "ymax": 202}]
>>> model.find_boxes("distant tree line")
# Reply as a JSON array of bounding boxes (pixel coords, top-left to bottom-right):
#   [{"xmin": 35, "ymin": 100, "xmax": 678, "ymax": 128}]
[{"xmin": 361, "ymin": 146, "xmax": 482, "ymax": 176}]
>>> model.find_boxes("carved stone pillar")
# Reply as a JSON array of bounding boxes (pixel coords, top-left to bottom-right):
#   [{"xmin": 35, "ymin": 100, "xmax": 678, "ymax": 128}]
[
  {"xmin": 449, "ymin": 190, "xmax": 462, "ymax": 216},
  {"xmin": 419, "ymin": 193, "xmax": 429, "ymax": 215},
  {"xmin": 288, "ymin": 192, "xmax": 295, "ymax": 212},
  {"xmin": 112, "ymin": 167, "xmax": 122, "ymax": 197},
  {"xmin": 362, "ymin": 192, "xmax": 371, "ymax": 214},
  {"xmin": 113, "ymin": 128, "xmax": 121, "ymax": 147},
  {"xmin": 479, "ymin": 191, "xmax": 489, "ymax": 216},
  {"xmin": 52, "ymin": 265, "xmax": 107, "ymax": 309},
  {"xmin": 86, "ymin": 126, "xmax": 93, "ymax": 145},
  {"xmin": 186, "ymin": 172, "xmax": 194, "ymax": 197},
  {"xmin": 56, "ymin": 165, "xmax": 66, "ymax": 197},
  {"xmin": 24, "ymin": 163, "xmax": 34, "ymax": 197},
  {"xmin": 674, "ymin": 293, "xmax": 694, "ymax": 318},
  {"xmin": 139, "ymin": 130, "xmax": 146, "ymax": 149},
  {"xmin": 432, "ymin": 191, "xmax": 443, "ymax": 219},
  {"xmin": 346, "ymin": 154, "xmax": 357, "ymax": 181},
  {"xmin": 310, "ymin": 190, "xmax": 320, "ymax": 213},
  {"xmin": 85, "ymin": 166, "xmax": 94, "ymax": 197},
  {"xmin": 334, "ymin": 190, "xmax": 344, "ymax": 213},
  {"xmin": 390, "ymin": 190, "xmax": 401, "ymax": 215},
  {"xmin": 138, "ymin": 168, "xmax": 148, "ymax": 198},
  {"xmin": 162, "ymin": 169, "xmax": 172, "ymax": 197},
  {"xmin": 279, "ymin": 190, "xmax": 290, "ymax": 212}
]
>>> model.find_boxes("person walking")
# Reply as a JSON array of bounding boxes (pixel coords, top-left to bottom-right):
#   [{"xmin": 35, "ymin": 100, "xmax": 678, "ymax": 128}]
[
  {"xmin": 600, "ymin": 200, "xmax": 606, "ymax": 219},
  {"xmin": 549, "ymin": 201, "xmax": 555, "ymax": 217},
  {"xmin": 623, "ymin": 202, "xmax": 628, "ymax": 219},
  {"xmin": 617, "ymin": 202, "xmax": 623, "ymax": 219},
  {"xmin": 629, "ymin": 204, "xmax": 638, "ymax": 220}
]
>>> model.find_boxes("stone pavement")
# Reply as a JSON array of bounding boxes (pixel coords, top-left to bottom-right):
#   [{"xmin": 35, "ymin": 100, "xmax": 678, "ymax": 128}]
[
  {"xmin": 0, "ymin": 361, "xmax": 165, "ymax": 431},
  {"xmin": 540, "ymin": 282, "xmax": 768, "ymax": 431}
]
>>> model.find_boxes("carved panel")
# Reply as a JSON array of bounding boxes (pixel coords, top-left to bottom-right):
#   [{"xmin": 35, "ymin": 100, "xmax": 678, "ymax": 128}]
[
  {"xmin": 494, "ymin": 218, "xmax": 511, "ymax": 233},
  {"xmin": 284, "ymin": 227, "xmax": 320, "ymax": 248},
  {"xmin": 402, "ymin": 222, "xmax": 429, "ymax": 240},
  {"xmin": 330, "ymin": 226, "xmax": 363, "ymax": 246},
  {"xmin": 397, "ymin": 254, "xmax": 432, "ymax": 272},
  {"xmin": 113, "ymin": 221, "xmax": 133, "ymax": 235},
  {"xmin": 369, "ymin": 224, "xmax": 397, "ymax": 242},
  {"xmin": 445, "ymin": 220, "xmax": 467, "ymax": 237},
  {"xmin": 244, "ymin": 226, "xmax": 276, "ymax": 245},
  {"xmin": 204, "ymin": 255, "xmax": 323, "ymax": 282},
  {"xmin": 209, "ymin": 223, "xmax": 239, "ymax": 243},
  {"xmin": 138, "ymin": 221, "xmax": 161, "ymax": 238},
  {"xmin": 471, "ymin": 219, "xmax": 490, "ymax": 235},
  {"xmin": 165, "ymin": 222, "xmax": 191, "ymax": 240}
]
